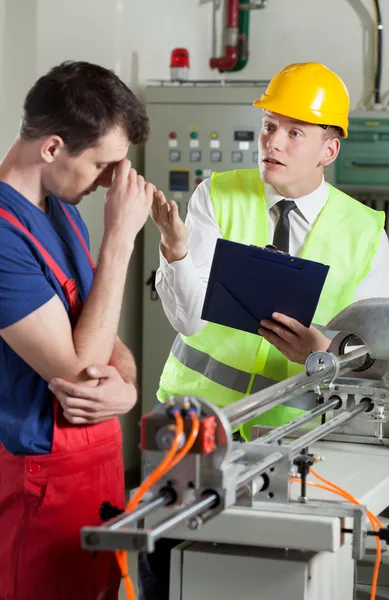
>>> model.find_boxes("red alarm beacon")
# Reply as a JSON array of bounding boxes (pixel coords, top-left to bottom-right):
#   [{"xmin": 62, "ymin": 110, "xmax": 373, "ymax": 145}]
[{"xmin": 170, "ymin": 48, "xmax": 190, "ymax": 81}]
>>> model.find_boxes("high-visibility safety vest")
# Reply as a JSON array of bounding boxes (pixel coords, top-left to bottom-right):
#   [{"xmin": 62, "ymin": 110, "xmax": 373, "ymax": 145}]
[{"xmin": 157, "ymin": 169, "xmax": 384, "ymax": 439}]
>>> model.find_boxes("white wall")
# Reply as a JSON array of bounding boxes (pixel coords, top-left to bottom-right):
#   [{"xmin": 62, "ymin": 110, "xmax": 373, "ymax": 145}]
[
  {"xmin": 35, "ymin": 0, "xmax": 389, "ymax": 107},
  {"xmin": 0, "ymin": 0, "xmax": 388, "ymax": 473}
]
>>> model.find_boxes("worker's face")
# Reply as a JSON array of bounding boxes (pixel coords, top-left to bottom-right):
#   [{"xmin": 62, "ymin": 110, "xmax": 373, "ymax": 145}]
[
  {"xmin": 258, "ymin": 112, "xmax": 340, "ymax": 191},
  {"xmin": 41, "ymin": 126, "xmax": 130, "ymax": 204}
]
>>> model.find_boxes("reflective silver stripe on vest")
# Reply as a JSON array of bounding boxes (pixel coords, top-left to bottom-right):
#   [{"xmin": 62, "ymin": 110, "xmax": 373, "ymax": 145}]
[
  {"xmin": 171, "ymin": 336, "xmax": 251, "ymax": 394},
  {"xmin": 172, "ymin": 336, "xmax": 318, "ymax": 411},
  {"xmin": 251, "ymin": 374, "xmax": 318, "ymax": 411}
]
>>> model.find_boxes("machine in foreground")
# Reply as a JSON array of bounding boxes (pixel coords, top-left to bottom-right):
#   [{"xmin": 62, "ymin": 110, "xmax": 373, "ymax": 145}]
[{"xmin": 82, "ymin": 298, "xmax": 389, "ymax": 600}]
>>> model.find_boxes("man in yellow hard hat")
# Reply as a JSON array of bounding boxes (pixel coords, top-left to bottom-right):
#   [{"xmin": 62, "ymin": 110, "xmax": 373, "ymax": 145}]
[
  {"xmin": 136, "ymin": 63, "xmax": 389, "ymax": 599},
  {"xmin": 151, "ymin": 62, "xmax": 389, "ymax": 435}
]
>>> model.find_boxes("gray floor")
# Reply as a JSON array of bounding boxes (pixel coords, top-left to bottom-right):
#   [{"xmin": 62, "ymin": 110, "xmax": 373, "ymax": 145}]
[{"xmin": 119, "ymin": 552, "xmax": 138, "ymax": 599}]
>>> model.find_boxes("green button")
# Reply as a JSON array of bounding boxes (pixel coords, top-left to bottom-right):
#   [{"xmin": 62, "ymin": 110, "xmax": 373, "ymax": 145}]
[
  {"xmin": 195, "ymin": 169, "xmax": 202, "ymax": 176},
  {"xmin": 190, "ymin": 131, "xmax": 198, "ymax": 139}
]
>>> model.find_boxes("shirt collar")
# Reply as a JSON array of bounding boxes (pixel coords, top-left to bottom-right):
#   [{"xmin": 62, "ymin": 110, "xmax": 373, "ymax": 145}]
[{"xmin": 264, "ymin": 178, "xmax": 330, "ymax": 225}]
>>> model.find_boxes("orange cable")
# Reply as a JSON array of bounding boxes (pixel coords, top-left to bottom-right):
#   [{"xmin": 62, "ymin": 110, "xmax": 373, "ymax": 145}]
[
  {"xmin": 290, "ymin": 469, "xmax": 383, "ymax": 600},
  {"xmin": 126, "ymin": 409, "xmax": 184, "ymax": 513},
  {"xmin": 117, "ymin": 410, "xmax": 200, "ymax": 600},
  {"xmin": 115, "ymin": 410, "xmax": 184, "ymax": 599},
  {"xmin": 309, "ymin": 468, "xmax": 382, "ymax": 600},
  {"xmin": 168, "ymin": 412, "xmax": 200, "ymax": 469}
]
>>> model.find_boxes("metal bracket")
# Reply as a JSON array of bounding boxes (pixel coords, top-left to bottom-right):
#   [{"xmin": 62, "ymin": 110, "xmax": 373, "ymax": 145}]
[
  {"xmin": 82, "ymin": 498, "xmax": 366, "ymax": 560},
  {"xmin": 305, "ymin": 352, "xmax": 340, "ymax": 386},
  {"xmin": 255, "ymin": 500, "xmax": 366, "ymax": 560},
  {"xmin": 321, "ymin": 377, "xmax": 389, "ymax": 406}
]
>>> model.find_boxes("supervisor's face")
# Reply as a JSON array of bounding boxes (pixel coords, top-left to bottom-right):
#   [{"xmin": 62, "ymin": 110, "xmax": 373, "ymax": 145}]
[{"xmin": 258, "ymin": 111, "xmax": 339, "ymax": 191}]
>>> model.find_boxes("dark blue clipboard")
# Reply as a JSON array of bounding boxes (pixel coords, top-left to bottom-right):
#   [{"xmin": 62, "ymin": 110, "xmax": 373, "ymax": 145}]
[{"xmin": 201, "ymin": 239, "xmax": 330, "ymax": 335}]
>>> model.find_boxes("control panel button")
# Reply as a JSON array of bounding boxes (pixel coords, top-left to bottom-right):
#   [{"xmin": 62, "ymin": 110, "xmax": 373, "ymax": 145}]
[
  {"xmin": 210, "ymin": 132, "xmax": 219, "ymax": 139},
  {"xmin": 169, "ymin": 132, "xmax": 177, "ymax": 139},
  {"xmin": 210, "ymin": 150, "xmax": 222, "ymax": 162},
  {"xmin": 190, "ymin": 150, "xmax": 201, "ymax": 162},
  {"xmin": 232, "ymin": 151, "xmax": 243, "ymax": 163},
  {"xmin": 169, "ymin": 150, "xmax": 181, "ymax": 162},
  {"xmin": 190, "ymin": 131, "xmax": 198, "ymax": 139},
  {"xmin": 195, "ymin": 169, "xmax": 202, "ymax": 176}
]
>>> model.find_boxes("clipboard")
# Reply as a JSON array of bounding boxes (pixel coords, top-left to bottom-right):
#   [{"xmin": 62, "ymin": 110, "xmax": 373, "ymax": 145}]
[{"xmin": 201, "ymin": 239, "xmax": 330, "ymax": 335}]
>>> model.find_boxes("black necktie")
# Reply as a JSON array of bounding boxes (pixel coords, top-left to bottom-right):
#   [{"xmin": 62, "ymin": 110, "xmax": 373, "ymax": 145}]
[{"xmin": 272, "ymin": 200, "xmax": 297, "ymax": 253}]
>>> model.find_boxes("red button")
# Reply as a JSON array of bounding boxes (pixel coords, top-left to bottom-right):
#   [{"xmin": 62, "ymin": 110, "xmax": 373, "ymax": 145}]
[
  {"xmin": 169, "ymin": 132, "xmax": 177, "ymax": 139},
  {"xmin": 195, "ymin": 178, "xmax": 202, "ymax": 184},
  {"xmin": 27, "ymin": 463, "xmax": 42, "ymax": 475}
]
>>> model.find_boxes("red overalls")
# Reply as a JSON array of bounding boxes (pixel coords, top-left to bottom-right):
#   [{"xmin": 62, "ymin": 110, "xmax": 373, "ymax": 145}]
[{"xmin": 0, "ymin": 206, "xmax": 124, "ymax": 600}]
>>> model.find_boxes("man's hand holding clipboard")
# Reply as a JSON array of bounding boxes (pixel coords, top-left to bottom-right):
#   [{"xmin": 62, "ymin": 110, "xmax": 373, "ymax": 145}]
[
  {"xmin": 201, "ymin": 239, "xmax": 331, "ymax": 364},
  {"xmin": 258, "ymin": 312, "xmax": 330, "ymax": 364}
]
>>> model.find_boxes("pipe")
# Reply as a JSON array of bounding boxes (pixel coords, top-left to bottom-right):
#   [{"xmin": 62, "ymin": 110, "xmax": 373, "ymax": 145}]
[
  {"xmin": 212, "ymin": 0, "xmax": 218, "ymax": 59},
  {"xmin": 150, "ymin": 493, "xmax": 219, "ymax": 540},
  {"xmin": 373, "ymin": 0, "xmax": 383, "ymax": 104},
  {"xmin": 108, "ymin": 493, "xmax": 171, "ymax": 530},
  {"xmin": 230, "ymin": 0, "xmax": 250, "ymax": 72},
  {"xmin": 149, "ymin": 453, "xmax": 282, "ymax": 540},
  {"xmin": 260, "ymin": 397, "xmax": 342, "ymax": 445},
  {"xmin": 228, "ymin": 0, "xmax": 239, "ymax": 28},
  {"xmin": 210, "ymin": 0, "xmax": 239, "ymax": 71},
  {"xmin": 223, "ymin": 346, "xmax": 367, "ymax": 430},
  {"xmin": 236, "ymin": 451, "xmax": 283, "ymax": 488},
  {"xmin": 288, "ymin": 400, "xmax": 371, "ymax": 455}
]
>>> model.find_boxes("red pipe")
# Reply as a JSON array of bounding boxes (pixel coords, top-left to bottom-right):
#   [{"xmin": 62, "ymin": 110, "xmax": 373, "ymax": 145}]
[
  {"xmin": 210, "ymin": 46, "xmax": 238, "ymax": 71},
  {"xmin": 209, "ymin": 0, "xmax": 239, "ymax": 71},
  {"xmin": 227, "ymin": 0, "xmax": 239, "ymax": 28}
]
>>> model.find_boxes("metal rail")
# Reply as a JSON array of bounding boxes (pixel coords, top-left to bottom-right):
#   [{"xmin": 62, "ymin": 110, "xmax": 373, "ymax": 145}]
[{"xmin": 224, "ymin": 347, "xmax": 367, "ymax": 429}]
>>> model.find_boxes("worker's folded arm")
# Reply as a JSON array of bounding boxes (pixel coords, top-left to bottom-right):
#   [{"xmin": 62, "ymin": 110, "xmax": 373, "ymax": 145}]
[
  {"xmin": 109, "ymin": 336, "xmax": 137, "ymax": 384},
  {"xmin": 155, "ymin": 179, "xmax": 222, "ymax": 336},
  {"xmin": 0, "ymin": 227, "xmax": 133, "ymax": 383}
]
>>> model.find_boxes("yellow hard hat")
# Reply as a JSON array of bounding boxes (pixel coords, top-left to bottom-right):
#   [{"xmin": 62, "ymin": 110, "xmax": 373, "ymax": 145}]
[{"xmin": 253, "ymin": 62, "xmax": 350, "ymax": 138}]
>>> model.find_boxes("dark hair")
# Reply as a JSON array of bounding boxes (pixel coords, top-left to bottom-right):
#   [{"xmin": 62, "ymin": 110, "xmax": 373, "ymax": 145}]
[{"xmin": 19, "ymin": 61, "xmax": 150, "ymax": 154}]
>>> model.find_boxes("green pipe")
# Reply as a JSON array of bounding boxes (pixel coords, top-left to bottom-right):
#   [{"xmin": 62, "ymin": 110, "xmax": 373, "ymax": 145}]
[{"xmin": 230, "ymin": 0, "xmax": 250, "ymax": 72}]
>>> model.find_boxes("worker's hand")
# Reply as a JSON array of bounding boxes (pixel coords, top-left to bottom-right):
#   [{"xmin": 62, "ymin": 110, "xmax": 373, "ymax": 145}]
[
  {"xmin": 151, "ymin": 189, "xmax": 188, "ymax": 263},
  {"xmin": 258, "ymin": 313, "xmax": 330, "ymax": 364},
  {"xmin": 48, "ymin": 365, "xmax": 137, "ymax": 425},
  {"xmin": 104, "ymin": 159, "xmax": 154, "ymax": 244}
]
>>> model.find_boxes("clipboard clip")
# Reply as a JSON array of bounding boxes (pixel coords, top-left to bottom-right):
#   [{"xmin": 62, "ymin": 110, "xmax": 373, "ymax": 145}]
[
  {"xmin": 265, "ymin": 244, "xmax": 290, "ymax": 255},
  {"xmin": 250, "ymin": 244, "xmax": 290, "ymax": 256}
]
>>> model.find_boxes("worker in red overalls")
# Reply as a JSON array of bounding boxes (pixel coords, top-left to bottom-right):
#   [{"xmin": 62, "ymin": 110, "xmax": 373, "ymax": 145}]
[{"xmin": 0, "ymin": 60, "xmax": 152, "ymax": 600}]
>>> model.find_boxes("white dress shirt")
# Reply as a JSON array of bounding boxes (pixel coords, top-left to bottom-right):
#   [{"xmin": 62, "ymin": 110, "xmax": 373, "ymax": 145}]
[{"xmin": 155, "ymin": 178, "xmax": 389, "ymax": 337}]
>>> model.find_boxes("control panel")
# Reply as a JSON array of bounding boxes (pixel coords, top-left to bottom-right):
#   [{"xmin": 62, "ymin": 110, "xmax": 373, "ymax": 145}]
[
  {"xmin": 142, "ymin": 82, "xmax": 268, "ymax": 413},
  {"xmin": 166, "ymin": 126, "xmax": 258, "ymax": 199},
  {"xmin": 333, "ymin": 110, "xmax": 389, "ymax": 230},
  {"xmin": 145, "ymin": 89, "xmax": 264, "ymax": 220}
]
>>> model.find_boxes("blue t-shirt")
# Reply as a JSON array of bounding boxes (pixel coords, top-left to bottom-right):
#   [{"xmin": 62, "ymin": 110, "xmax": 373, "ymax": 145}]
[{"xmin": 0, "ymin": 182, "xmax": 94, "ymax": 455}]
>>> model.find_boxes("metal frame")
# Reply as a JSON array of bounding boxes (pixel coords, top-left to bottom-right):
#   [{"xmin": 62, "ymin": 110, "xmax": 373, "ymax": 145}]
[{"xmin": 81, "ymin": 302, "xmax": 389, "ymax": 564}]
